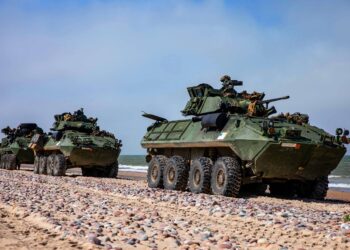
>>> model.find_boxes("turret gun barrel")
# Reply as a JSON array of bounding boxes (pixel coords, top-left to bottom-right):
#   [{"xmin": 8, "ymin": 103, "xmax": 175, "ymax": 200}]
[
  {"xmin": 258, "ymin": 95, "xmax": 290, "ymax": 107},
  {"xmin": 142, "ymin": 112, "xmax": 168, "ymax": 123},
  {"xmin": 229, "ymin": 80, "xmax": 243, "ymax": 86}
]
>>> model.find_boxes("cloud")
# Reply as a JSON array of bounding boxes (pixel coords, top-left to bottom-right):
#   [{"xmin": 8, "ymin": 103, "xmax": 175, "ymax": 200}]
[{"xmin": 0, "ymin": 0, "xmax": 349, "ymax": 153}]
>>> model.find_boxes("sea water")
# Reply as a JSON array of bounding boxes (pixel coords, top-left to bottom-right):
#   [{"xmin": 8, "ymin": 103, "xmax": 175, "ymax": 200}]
[{"xmin": 119, "ymin": 155, "xmax": 350, "ymax": 192}]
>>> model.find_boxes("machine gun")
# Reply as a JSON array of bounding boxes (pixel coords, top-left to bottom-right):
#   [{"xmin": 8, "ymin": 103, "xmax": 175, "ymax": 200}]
[
  {"xmin": 249, "ymin": 95, "xmax": 290, "ymax": 117},
  {"xmin": 257, "ymin": 95, "xmax": 290, "ymax": 108},
  {"xmin": 222, "ymin": 79, "xmax": 243, "ymax": 88}
]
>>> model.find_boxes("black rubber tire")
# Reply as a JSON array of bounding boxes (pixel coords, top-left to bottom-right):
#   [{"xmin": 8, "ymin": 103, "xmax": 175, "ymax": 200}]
[
  {"xmin": 211, "ymin": 157, "xmax": 242, "ymax": 197},
  {"xmin": 310, "ymin": 176, "xmax": 329, "ymax": 200},
  {"xmin": 0, "ymin": 155, "xmax": 6, "ymax": 169},
  {"xmin": 163, "ymin": 156, "xmax": 188, "ymax": 191},
  {"xmin": 189, "ymin": 157, "xmax": 212, "ymax": 194},
  {"xmin": 52, "ymin": 154, "xmax": 66, "ymax": 176},
  {"xmin": 107, "ymin": 162, "xmax": 119, "ymax": 178},
  {"xmin": 33, "ymin": 156, "xmax": 40, "ymax": 174},
  {"xmin": 147, "ymin": 155, "xmax": 168, "ymax": 189},
  {"xmin": 38, "ymin": 156, "xmax": 47, "ymax": 175},
  {"xmin": 46, "ymin": 155, "xmax": 55, "ymax": 176},
  {"xmin": 6, "ymin": 154, "xmax": 17, "ymax": 170},
  {"xmin": 297, "ymin": 177, "xmax": 328, "ymax": 200},
  {"xmin": 269, "ymin": 183, "xmax": 296, "ymax": 198}
]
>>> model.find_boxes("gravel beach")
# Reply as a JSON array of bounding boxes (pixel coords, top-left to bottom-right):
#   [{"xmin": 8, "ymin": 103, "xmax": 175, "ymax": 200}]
[{"xmin": 1, "ymin": 168, "xmax": 350, "ymax": 249}]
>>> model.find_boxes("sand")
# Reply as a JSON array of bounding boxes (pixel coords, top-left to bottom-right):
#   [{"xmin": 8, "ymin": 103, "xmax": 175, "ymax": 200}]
[{"xmin": 0, "ymin": 167, "xmax": 350, "ymax": 249}]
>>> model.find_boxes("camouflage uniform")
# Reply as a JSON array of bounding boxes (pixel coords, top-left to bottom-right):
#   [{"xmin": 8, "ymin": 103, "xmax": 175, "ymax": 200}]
[{"xmin": 220, "ymin": 75, "xmax": 237, "ymax": 97}]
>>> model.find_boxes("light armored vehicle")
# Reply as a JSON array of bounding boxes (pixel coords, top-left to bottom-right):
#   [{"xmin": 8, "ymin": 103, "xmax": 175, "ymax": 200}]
[
  {"xmin": 30, "ymin": 109, "xmax": 122, "ymax": 177},
  {"xmin": 141, "ymin": 76, "xmax": 348, "ymax": 199},
  {"xmin": 0, "ymin": 123, "xmax": 43, "ymax": 170}
]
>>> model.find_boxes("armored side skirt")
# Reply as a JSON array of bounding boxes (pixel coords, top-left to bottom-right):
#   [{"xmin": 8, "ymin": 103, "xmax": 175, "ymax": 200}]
[
  {"xmin": 15, "ymin": 148, "xmax": 35, "ymax": 164},
  {"xmin": 63, "ymin": 147, "xmax": 120, "ymax": 167},
  {"xmin": 254, "ymin": 142, "xmax": 346, "ymax": 181}
]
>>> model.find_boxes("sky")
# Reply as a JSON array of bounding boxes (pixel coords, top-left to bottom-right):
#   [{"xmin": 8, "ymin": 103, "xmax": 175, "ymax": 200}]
[{"xmin": 0, "ymin": 0, "xmax": 349, "ymax": 154}]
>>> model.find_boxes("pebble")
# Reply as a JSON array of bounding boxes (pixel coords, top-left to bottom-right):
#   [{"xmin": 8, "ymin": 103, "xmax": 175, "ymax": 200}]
[
  {"xmin": 87, "ymin": 233, "xmax": 101, "ymax": 245},
  {"xmin": 239, "ymin": 211, "xmax": 246, "ymax": 217},
  {"xmin": 201, "ymin": 230, "xmax": 212, "ymax": 240},
  {"xmin": 341, "ymin": 223, "xmax": 350, "ymax": 231},
  {"xmin": 219, "ymin": 242, "xmax": 232, "ymax": 249},
  {"xmin": 139, "ymin": 234, "xmax": 148, "ymax": 241},
  {"xmin": 126, "ymin": 238, "xmax": 137, "ymax": 245},
  {"xmin": 257, "ymin": 238, "xmax": 267, "ymax": 244},
  {"xmin": 1, "ymin": 170, "xmax": 349, "ymax": 250}
]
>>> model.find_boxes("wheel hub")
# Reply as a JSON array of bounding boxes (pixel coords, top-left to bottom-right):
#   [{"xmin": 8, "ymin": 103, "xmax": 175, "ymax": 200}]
[
  {"xmin": 168, "ymin": 167, "xmax": 175, "ymax": 183},
  {"xmin": 216, "ymin": 169, "xmax": 225, "ymax": 188},
  {"xmin": 151, "ymin": 165, "xmax": 159, "ymax": 181},
  {"xmin": 194, "ymin": 169, "xmax": 201, "ymax": 186}
]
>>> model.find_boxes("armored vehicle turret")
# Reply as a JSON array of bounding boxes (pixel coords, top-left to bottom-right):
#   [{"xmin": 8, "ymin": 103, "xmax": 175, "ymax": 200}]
[
  {"xmin": 0, "ymin": 123, "xmax": 43, "ymax": 170},
  {"xmin": 30, "ymin": 109, "xmax": 122, "ymax": 177},
  {"xmin": 141, "ymin": 76, "xmax": 348, "ymax": 200}
]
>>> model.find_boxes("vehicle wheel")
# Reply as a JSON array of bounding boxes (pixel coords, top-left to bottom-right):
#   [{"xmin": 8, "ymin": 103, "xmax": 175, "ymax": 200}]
[
  {"xmin": 163, "ymin": 156, "xmax": 188, "ymax": 191},
  {"xmin": 211, "ymin": 157, "xmax": 242, "ymax": 197},
  {"xmin": 310, "ymin": 176, "xmax": 329, "ymax": 200},
  {"xmin": 189, "ymin": 157, "xmax": 212, "ymax": 194},
  {"xmin": 3, "ymin": 154, "xmax": 16, "ymax": 170},
  {"xmin": 4, "ymin": 155, "xmax": 10, "ymax": 170},
  {"xmin": 33, "ymin": 156, "xmax": 40, "ymax": 174},
  {"xmin": 46, "ymin": 155, "xmax": 55, "ymax": 176},
  {"xmin": 0, "ymin": 155, "xmax": 6, "ymax": 169},
  {"xmin": 107, "ymin": 162, "xmax": 119, "ymax": 178},
  {"xmin": 39, "ymin": 156, "xmax": 47, "ymax": 174},
  {"xmin": 6, "ymin": 154, "xmax": 17, "ymax": 170},
  {"xmin": 147, "ymin": 155, "xmax": 168, "ymax": 189},
  {"xmin": 297, "ymin": 177, "xmax": 328, "ymax": 200},
  {"xmin": 269, "ymin": 183, "xmax": 295, "ymax": 198},
  {"xmin": 52, "ymin": 154, "xmax": 66, "ymax": 176}
]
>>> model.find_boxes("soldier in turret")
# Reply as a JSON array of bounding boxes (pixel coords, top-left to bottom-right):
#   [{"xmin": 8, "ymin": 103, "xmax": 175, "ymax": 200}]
[
  {"xmin": 247, "ymin": 92, "xmax": 268, "ymax": 116},
  {"xmin": 240, "ymin": 90, "xmax": 264, "ymax": 101},
  {"xmin": 2, "ymin": 126, "xmax": 16, "ymax": 137},
  {"xmin": 220, "ymin": 75, "xmax": 237, "ymax": 97}
]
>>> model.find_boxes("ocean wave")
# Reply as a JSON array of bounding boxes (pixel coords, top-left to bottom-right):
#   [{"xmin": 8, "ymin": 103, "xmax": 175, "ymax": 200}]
[
  {"xmin": 329, "ymin": 175, "xmax": 348, "ymax": 178},
  {"xmin": 119, "ymin": 165, "xmax": 147, "ymax": 173},
  {"xmin": 329, "ymin": 183, "xmax": 350, "ymax": 189}
]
